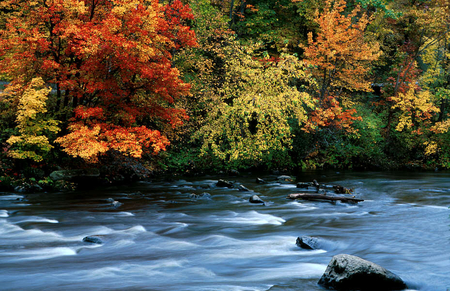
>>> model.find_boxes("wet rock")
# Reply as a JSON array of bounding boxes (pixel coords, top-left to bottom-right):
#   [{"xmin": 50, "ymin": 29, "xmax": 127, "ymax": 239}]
[
  {"xmin": 189, "ymin": 192, "xmax": 212, "ymax": 200},
  {"xmin": 49, "ymin": 168, "xmax": 100, "ymax": 181},
  {"xmin": 82, "ymin": 236, "xmax": 103, "ymax": 244},
  {"xmin": 238, "ymin": 185, "xmax": 250, "ymax": 192},
  {"xmin": 216, "ymin": 179, "xmax": 234, "ymax": 188},
  {"xmin": 318, "ymin": 254, "xmax": 407, "ymax": 291},
  {"xmin": 14, "ymin": 186, "xmax": 28, "ymax": 193},
  {"xmin": 333, "ymin": 185, "xmax": 353, "ymax": 194},
  {"xmin": 297, "ymin": 182, "xmax": 310, "ymax": 189},
  {"xmin": 228, "ymin": 169, "xmax": 240, "ymax": 176},
  {"xmin": 200, "ymin": 192, "xmax": 212, "ymax": 199},
  {"xmin": 249, "ymin": 195, "xmax": 265, "ymax": 204},
  {"xmin": 256, "ymin": 177, "xmax": 266, "ymax": 184},
  {"xmin": 296, "ymin": 236, "xmax": 320, "ymax": 250},
  {"xmin": 200, "ymin": 183, "xmax": 215, "ymax": 189},
  {"xmin": 182, "ymin": 185, "xmax": 196, "ymax": 191},
  {"xmin": 112, "ymin": 201, "xmax": 123, "ymax": 208},
  {"xmin": 277, "ymin": 175, "xmax": 294, "ymax": 183}
]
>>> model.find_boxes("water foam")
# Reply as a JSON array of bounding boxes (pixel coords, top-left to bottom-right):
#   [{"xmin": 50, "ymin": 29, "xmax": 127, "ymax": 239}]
[
  {"xmin": 212, "ymin": 211, "xmax": 285, "ymax": 226},
  {"xmin": 0, "ymin": 219, "xmax": 62, "ymax": 241},
  {"xmin": 0, "ymin": 194, "xmax": 24, "ymax": 200},
  {"xmin": 0, "ymin": 210, "xmax": 8, "ymax": 217},
  {"xmin": 14, "ymin": 217, "xmax": 59, "ymax": 224},
  {"xmin": 236, "ymin": 262, "xmax": 327, "ymax": 281},
  {"xmin": 3, "ymin": 247, "xmax": 77, "ymax": 261},
  {"xmin": 116, "ymin": 212, "xmax": 135, "ymax": 216}
]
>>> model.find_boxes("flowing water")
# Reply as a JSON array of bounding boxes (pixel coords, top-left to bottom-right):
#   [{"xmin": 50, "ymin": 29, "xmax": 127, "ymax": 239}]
[{"xmin": 0, "ymin": 171, "xmax": 449, "ymax": 290}]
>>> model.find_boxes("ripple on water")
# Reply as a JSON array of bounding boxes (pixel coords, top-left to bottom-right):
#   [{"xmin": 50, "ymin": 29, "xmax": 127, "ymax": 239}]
[
  {"xmin": 2, "ymin": 247, "xmax": 77, "ymax": 261},
  {"xmin": 206, "ymin": 235, "xmax": 327, "ymax": 259},
  {"xmin": 209, "ymin": 210, "xmax": 285, "ymax": 225},
  {"xmin": 115, "ymin": 211, "xmax": 135, "ymax": 217},
  {"xmin": 13, "ymin": 217, "xmax": 59, "ymax": 224},
  {"xmin": 0, "ymin": 219, "xmax": 62, "ymax": 241},
  {"xmin": 0, "ymin": 194, "xmax": 24, "ymax": 200}
]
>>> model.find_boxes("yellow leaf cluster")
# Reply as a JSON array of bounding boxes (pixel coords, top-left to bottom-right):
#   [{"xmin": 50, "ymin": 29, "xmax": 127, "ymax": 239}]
[
  {"xmin": 6, "ymin": 78, "xmax": 60, "ymax": 162},
  {"xmin": 391, "ymin": 87, "xmax": 439, "ymax": 131},
  {"xmin": 193, "ymin": 38, "xmax": 314, "ymax": 166}
]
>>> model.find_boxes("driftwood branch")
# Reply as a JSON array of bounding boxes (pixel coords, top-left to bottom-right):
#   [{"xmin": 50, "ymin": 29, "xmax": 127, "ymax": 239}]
[
  {"xmin": 297, "ymin": 181, "xmax": 353, "ymax": 194},
  {"xmin": 287, "ymin": 193, "xmax": 364, "ymax": 204}
]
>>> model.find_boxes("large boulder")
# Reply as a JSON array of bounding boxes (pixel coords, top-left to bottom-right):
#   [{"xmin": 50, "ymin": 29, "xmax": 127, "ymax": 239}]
[{"xmin": 318, "ymin": 254, "xmax": 407, "ymax": 290}]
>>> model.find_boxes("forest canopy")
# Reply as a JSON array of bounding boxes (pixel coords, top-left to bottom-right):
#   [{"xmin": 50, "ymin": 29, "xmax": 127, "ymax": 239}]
[{"xmin": 0, "ymin": 0, "xmax": 449, "ymax": 185}]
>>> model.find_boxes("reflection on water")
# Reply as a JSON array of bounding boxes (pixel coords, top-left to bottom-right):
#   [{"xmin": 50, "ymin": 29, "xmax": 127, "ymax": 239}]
[{"xmin": 0, "ymin": 171, "xmax": 449, "ymax": 290}]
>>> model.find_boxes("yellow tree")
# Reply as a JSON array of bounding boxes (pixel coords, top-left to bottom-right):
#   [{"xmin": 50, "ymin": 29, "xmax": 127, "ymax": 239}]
[
  {"xmin": 6, "ymin": 78, "xmax": 60, "ymax": 162},
  {"xmin": 193, "ymin": 38, "xmax": 314, "ymax": 169}
]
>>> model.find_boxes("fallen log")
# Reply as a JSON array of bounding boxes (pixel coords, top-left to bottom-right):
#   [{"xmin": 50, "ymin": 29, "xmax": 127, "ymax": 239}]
[
  {"xmin": 296, "ymin": 181, "xmax": 353, "ymax": 194},
  {"xmin": 287, "ymin": 193, "xmax": 364, "ymax": 204}
]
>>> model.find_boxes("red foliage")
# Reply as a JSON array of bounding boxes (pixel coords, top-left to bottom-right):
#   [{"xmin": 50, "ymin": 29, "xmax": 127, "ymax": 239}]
[
  {"xmin": 0, "ymin": 0, "xmax": 197, "ymax": 162},
  {"xmin": 303, "ymin": 95, "xmax": 362, "ymax": 133}
]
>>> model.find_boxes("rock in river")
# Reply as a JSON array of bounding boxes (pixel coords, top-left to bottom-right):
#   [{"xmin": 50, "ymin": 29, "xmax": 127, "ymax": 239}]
[
  {"xmin": 82, "ymin": 236, "xmax": 103, "ymax": 244},
  {"xmin": 256, "ymin": 177, "xmax": 266, "ymax": 184},
  {"xmin": 296, "ymin": 236, "xmax": 320, "ymax": 250},
  {"xmin": 249, "ymin": 195, "xmax": 265, "ymax": 204},
  {"xmin": 318, "ymin": 254, "xmax": 407, "ymax": 290},
  {"xmin": 216, "ymin": 179, "xmax": 234, "ymax": 188},
  {"xmin": 238, "ymin": 185, "xmax": 250, "ymax": 192}
]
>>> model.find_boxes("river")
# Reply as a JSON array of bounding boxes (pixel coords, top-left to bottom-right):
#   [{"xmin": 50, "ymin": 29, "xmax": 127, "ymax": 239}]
[{"xmin": 0, "ymin": 171, "xmax": 449, "ymax": 290}]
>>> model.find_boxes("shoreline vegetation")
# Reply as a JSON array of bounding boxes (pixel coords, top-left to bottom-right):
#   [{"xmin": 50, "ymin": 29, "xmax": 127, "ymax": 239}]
[{"xmin": 0, "ymin": 0, "xmax": 449, "ymax": 192}]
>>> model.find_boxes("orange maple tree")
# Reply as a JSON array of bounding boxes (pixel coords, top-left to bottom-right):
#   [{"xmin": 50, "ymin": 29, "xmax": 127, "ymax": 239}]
[
  {"xmin": 0, "ymin": 0, "xmax": 197, "ymax": 162},
  {"xmin": 301, "ymin": 0, "xmax": 381, "ymax": 132}
]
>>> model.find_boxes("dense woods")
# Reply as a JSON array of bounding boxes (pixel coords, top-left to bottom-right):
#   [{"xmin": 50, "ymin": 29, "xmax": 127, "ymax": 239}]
[{"xmin": 0, "ymin": 0, "xmax": 449, "ymax": 187}]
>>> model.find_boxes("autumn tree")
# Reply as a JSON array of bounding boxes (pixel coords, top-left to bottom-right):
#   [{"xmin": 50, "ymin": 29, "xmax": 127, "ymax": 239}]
[
  {"xmin": 193, "ymin": 38, "xmax": 314, "ymax": 169},
  {"xmin": 0, "ymin": 0, "xmax": 197, "ymax": 163},
  {"xmin": 300, "ymin": 0, "xmax": 381, "ymax": 132},
  {"xmin": 5, "ymin": 78, "xmax": 60, "ymax": 162}
]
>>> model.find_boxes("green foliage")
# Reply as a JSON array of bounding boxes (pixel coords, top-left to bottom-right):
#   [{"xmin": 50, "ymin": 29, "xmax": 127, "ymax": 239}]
[{"xmin": 193, "ymin": 38, "xmax": 314, "ymax": 170}]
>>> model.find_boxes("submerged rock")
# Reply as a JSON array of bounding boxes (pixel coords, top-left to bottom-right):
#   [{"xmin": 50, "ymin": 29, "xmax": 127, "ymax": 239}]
[
  {"xmin": 296, "ymin": 182, "xmax": 310, "ymax": 189},
  {"xmin": 256, "ymin": 177, "xmax": 266, "ymax": 184},
  {"xmin": 249, "ymin": 195, "xmax": 265, "ymax": 204},
  {"xmin": 189, "ymin": 192, "xmax": 212, "ymax": 200},
  {"xmin": 238, "ymin": 185, "xmax": 250, "ymax": 192},
  {"xmin": 296, "ymin": 236, "xmax": 320, "ymax": 250},
  {"xmin": 216, "ymin": 179, "xmax": 234, "ymax": 188},
  {"xmin": 112, "ymin": 201, "xmax": 123, "ymax": 208},
  {"xmin": 82, "ymin": 236, "xmax": 103, "ymax": 244},
  {"xmin": 277, "ymin": 175, "xmax": 294, "ymax": 182},
  {"xmin": 318, "ymin": 254, "xmax": 407, "ymax": 291}
]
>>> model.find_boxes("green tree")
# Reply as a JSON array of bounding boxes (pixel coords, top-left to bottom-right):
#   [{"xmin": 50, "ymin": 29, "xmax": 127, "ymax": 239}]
[{"xmin": 193, "ymin": 39, "xmax": 314, "ymax": 169}]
